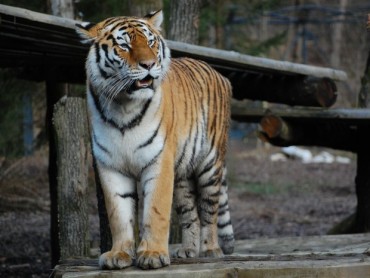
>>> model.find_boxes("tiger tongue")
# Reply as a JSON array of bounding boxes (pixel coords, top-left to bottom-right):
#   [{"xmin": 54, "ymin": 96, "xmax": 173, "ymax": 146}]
[{"xmin": 135, "ymin": 79, "xmax": 153, "ymax": 88}]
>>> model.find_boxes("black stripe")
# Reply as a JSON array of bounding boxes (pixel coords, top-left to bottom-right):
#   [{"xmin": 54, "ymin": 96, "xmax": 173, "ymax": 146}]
[
  {"xmin": 159, "ymin": 38, "xmax": 166, "ymax": 58},
  {"xmin": 218, "ymin": 208, "xmax": 229, "ymax": 217},
  {"xmin": 201, "ymin": 178, "xmax": 219, "ymax": 188},
  {"xmin": 89, "ymin": 85, "xmax": 124, "ymax": 133},
  {"xmin": 219, "ymin": 234, "xmax": 234, "ymax": 241},
  {"xmin": 94, "ymin": 43, "xmax": 101, "ymax": 63},
  {"xmin": 123, "ymin": 99, "xmax": 151, "ymax": 130},
  {"xmin": 142, "ymin": 176, "xmax": 157, "ymax": 189},
  {"xmin": 117, "ymin": 192, "xmax": 138, "ymax": 201},
  {"xmin": 98, "ymin": 64, "xmax": 109, "ymax": 79},
  {"xmin": 141, "ymin": 147, "xmax": 163, "ymax": 173},
  {"xmin": 175, "ymin": 139, "xmax": 189, "ymax": 170},
  {"xmin": 137, "ymin": 119, "xmax": 161, "ymax": 149},
  {"xmin": 180, "ymin": 206, "xmax": 195, "ymax": 215},
  {"xmin": 217, "ymin": 220, "xmax": 232, "ymax": 229},
  {"xmin": 219, "ymin": 201, "xmax": 228, "ymax": 209},
  {"xmin": 209, "ymin": 190, "xmax": 221, "ymax": 197},
  {"xmin": 92, "ymin": 131, "xmax": 111, "ymax": 157},
  {"xmin": 201, "ymin": 197, "xmax": 218, "ymax": 206},
  {"xmin": 198, "ymin": 157, "xmax": 216, "ymax": 179},
  {"xmin": 201, "ymin": 218, "xmax": 213, "ymax": 226},
  {"xmin": 190, "ymin": 124, "xmax": 199, "ymax": 165}
]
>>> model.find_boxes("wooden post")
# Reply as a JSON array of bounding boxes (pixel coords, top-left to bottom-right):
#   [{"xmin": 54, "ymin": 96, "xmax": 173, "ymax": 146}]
[
  {"xmin": 53, "ymin": 96, "xmax": 90, "ymax": 259},
  {"xmin": 354, "ymin": 126, "xmax": 370, "ymax": 232},
  {"xmin": 45, "ymin": 79, "xmax": 65, "ymax": 267},
  {"xmin": 354, "ymin": 48, "xmax": 370, "ymax": 232}
]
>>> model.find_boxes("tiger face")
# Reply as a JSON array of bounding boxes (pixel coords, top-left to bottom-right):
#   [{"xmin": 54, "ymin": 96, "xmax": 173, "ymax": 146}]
[{"xmin": 77, "ymin": 11, "xmax": 170, "ymax": 101}]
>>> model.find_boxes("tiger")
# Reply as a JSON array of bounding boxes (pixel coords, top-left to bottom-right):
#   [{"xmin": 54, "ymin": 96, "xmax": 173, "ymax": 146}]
[{"xmin": 76, "ymin": 10, "xmax": 234, "ymax": 270}]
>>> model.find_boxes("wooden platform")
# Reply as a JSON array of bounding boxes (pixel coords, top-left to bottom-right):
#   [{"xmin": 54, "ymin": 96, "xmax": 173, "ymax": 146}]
[{"xmin": 54, "ymin": 234, "xmax": 370, "ymax": 277}]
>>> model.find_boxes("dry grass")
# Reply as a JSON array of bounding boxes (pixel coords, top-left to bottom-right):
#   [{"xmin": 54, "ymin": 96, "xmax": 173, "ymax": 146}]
[{"xmin": 0, "ymin": 148, "xmax": 50, "ymax": 212}]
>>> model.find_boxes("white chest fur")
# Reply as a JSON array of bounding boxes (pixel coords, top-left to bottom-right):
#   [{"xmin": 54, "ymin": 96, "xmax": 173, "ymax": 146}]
[{"xmin": 87, "ymin": 90, "xmax": 164, "ymax": 178}]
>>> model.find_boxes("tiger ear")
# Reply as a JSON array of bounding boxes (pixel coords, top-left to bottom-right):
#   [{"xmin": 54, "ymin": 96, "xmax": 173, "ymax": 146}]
[
  {"xmin": 76, "ymin": 22, "xmax": 99, "ymax": 44},
  {"xmin": 144, "ymin": 10, "xmax": 163, "ymax": 30}
]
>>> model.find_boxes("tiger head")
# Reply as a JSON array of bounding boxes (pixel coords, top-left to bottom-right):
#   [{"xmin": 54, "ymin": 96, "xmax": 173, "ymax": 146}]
[{"xmin": 76, "ymin": 10, "xmax": 170, "ymax": 101}]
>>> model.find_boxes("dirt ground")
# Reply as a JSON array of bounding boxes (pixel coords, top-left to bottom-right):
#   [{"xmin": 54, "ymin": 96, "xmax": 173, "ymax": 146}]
[{"xmin": 0, "ymin": 138, "xmax": 357, "ymax": 277}]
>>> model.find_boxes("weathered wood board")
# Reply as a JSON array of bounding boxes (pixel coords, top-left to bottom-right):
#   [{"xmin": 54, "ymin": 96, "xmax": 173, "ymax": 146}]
[{"xmin": 54, "ymin": 234, "xmax": 370, "ymax": 278}]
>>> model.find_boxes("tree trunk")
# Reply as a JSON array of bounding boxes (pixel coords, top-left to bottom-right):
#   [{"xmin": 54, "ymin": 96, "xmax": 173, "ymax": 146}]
[
  {"xmin": 330, "ymin": 0, "xmax": 347, "ymax": 68},
  {"xmin": 127, "ymin": 0, "xmax": 162, "ymax": 16},
  {"xmin": 53, "ymin": 96, "xmax": 90, "ymax": 259},
  {"xmin": 50, "ymin": 0, "xmax": 75, "ymax": 18},
  {"xmin": 168, "ymin": 0, "xmax": 201, "ymax": 44}
]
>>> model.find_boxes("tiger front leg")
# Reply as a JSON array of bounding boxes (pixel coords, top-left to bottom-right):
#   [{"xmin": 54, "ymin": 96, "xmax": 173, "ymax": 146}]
[
  {"xmin": 96, "ymin": 164, "xmax": 137, "ymax": 269},
  {"xmin": 136, "ymin": 158, "xmax": 174, "ymax": 269}
]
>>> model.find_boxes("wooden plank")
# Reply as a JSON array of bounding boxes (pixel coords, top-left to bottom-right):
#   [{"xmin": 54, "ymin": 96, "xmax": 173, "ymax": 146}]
[
  {"xmin": 168, "ymin": 41, "xmax": 348, "ymax": 81},
  {"xmin": 53, "ymin": 234, "xmax": 370, "ymax": 278},
  {"xmin": 232, "ymin": 106, "xmax": 370, "ymax": 124},
  {"xmin": 0, "ymin": 4, "xmax": 347, "ymax": 82}
]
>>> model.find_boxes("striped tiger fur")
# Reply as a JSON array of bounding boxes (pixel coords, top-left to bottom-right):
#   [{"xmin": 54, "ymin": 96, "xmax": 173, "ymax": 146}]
[{"xmin": 76, "ymin": 10, "xmax": 234, "ymax": 270}]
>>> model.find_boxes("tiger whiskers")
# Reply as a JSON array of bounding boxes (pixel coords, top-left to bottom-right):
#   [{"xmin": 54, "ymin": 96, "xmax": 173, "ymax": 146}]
[{"xmin": 99, "ymin": 73, "xmax": 134, "ymax": 108}]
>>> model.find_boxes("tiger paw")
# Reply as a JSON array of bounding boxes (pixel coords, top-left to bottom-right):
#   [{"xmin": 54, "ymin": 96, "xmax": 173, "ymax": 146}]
[
  {"xmin": 172, "ymin": 247, "xmax": 198, "ymax": 258},
  {"xmin": 200, "ymin": 247, "xmax": 223, "ymax": 258},
  {"xmin": 99, "ymin": 250, "xmax": 134, "ymax": 269},
  {"xmin": 136, "ymin": 250, "xmax": 170, "ymax": 269}
]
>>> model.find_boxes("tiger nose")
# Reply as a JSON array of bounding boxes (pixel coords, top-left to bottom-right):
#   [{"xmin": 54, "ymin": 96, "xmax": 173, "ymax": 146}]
[{"xmin": 139, "ymin": 61, "xmax": 155, "ymax": 70}]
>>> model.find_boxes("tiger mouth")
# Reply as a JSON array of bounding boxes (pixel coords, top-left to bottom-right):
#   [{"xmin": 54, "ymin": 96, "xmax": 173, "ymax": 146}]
[{"xmin": 129, "ymin": 75, "xmax": 154, "ymax": 93}]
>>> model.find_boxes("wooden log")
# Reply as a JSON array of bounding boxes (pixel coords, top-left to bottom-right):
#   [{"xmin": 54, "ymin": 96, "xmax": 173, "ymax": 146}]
[
  {"xmin": 232, "ymin": 106, "xmax": 370, "ymax": 124},
  {"xmin": 228, "ymin": 74, "xmax": 337, "ymax": 107},
  {"xmin": 168, "ymin": 40, "xmax": 348, "ymax": 81},
  {"xmin": 258, "ymin": 114, "xmax": 358, "ymax": 151},
  {"xmin": 53, "ymin": 96, "xmax": 90, "ymax": 260}
]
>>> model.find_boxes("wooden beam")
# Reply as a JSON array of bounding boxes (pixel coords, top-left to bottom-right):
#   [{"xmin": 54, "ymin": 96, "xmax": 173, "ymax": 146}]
[
  {"xmin": 258, "ymin": 114, "xmax": 358, "ymax": 151},
  {"xmin": 168, "ymin": 40, "xmax": 347, "ymax": 81},
  {"xmin": 228, "ymin": 74, "xmax": 337, "ymax": 107},
  {"xmin": 0, "ymin": 4, "xmax": 347, "ymax": 82},
  {"xmin": 232, "ymin": 106, "xmax": 370, "ymax": 124}
]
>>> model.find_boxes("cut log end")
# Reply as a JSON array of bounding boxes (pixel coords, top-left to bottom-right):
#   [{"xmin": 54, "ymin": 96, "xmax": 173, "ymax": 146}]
[{"xmin": 260, "ymin": 115, "xmax": 283, "ymax": 138}]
